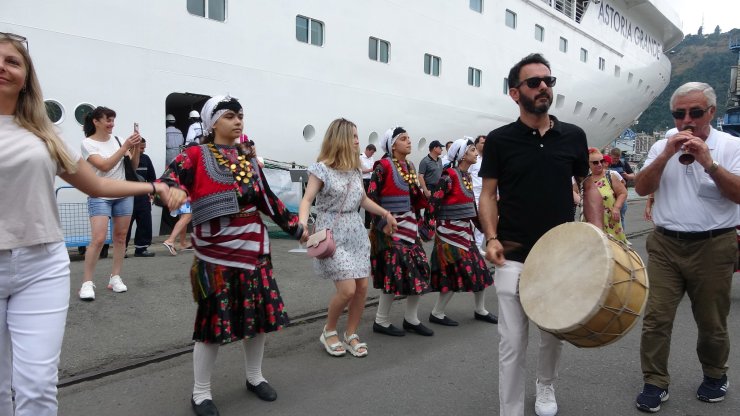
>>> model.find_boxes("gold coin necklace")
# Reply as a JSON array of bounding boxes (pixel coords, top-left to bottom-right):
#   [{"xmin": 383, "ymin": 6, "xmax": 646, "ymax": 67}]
[
  {"xmin": 207, "ymin": 143, "xmax": 253, "ymax": 185},
  {"xmin": 393, "ymin": 158, "xmax": 418, "ymax": 187}
]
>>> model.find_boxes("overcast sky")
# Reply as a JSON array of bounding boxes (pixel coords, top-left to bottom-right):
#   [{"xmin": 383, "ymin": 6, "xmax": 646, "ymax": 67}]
[{"xmin": 672, "ymin": 0, "xmax": 740, "ymax": 35}]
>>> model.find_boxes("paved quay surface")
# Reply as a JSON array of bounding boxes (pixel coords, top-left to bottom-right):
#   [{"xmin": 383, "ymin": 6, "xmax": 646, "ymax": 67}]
[{"xmin": 56, "ymin": 198, "xmax": 740, "ymax": 415}]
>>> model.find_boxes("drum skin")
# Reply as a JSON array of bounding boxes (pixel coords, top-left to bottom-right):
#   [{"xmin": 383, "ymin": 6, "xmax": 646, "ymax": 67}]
[{"xmin": 519, "ymin": 222, "xmax": 649, "ymax": 348}]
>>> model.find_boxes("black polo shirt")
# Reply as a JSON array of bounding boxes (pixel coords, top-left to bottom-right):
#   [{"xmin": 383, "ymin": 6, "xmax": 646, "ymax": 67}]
[{"xmin": 479, "ymin": 116, "xmax": 589, "ymax": 262}]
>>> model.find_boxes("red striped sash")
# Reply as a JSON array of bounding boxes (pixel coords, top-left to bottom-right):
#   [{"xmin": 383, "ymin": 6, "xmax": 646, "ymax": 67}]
[
  {"xmin": 392, "ymin": 211, "xmax": 418, "ymax": 244},
  {"xmin": 437, "ymin": 219, "xmax": 473, "ymax": 251}
]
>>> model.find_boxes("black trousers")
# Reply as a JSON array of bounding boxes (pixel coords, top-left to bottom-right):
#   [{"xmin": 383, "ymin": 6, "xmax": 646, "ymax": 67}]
[
  {"xmin": 126, "ymin": 200, "xmax": 153, "ymax": 251},
  {"xmin": 363, "ymin": 179, "xmax": 372, "ymax": 228}
]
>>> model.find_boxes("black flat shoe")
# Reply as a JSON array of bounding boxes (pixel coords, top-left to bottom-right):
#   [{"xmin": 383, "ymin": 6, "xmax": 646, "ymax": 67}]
[
  {"xmin": 134, "ymin": 249, "xmax": 156, "ymax": 257},
  {"xmin": 191, "ymin": 398, "xmax": 220, "ymax": 416},
  {"xmin": 429, "ymin": 314, "xmax": 459, "ymax": 326},
  {"xmin": 247, "ymin": 381, "xmax": 277, "ymax": 402},
  {"xmin": 403, "ymin": 319, "xmax": 434, "ymax": 336},
  {"xmin": 372, "ymin": 322, "xmax": 406, "ymax": 337},
  {"xmin": 474, "ymin": 311, "xmax": 498, "ymax": 324}
]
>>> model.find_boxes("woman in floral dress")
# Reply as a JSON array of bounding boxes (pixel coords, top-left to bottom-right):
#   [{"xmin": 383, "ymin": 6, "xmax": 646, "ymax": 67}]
[
  {"xmin": 588, "ymin": 148, "xmax": 628, "ymax": 242},
  {"xmin": 367, "ymin": 127, "xmax": 434, "ymax": 337},
  {"xmin": 299, "ymin": 118, "xmax": 397, "ymax": 358},
  {"xmin": 427, "ymin": 138, "xmax": 497, "ymax": 326},
  {"xmin": 158, "ymin": 95, "xmax": 305, "ymax": 416}
]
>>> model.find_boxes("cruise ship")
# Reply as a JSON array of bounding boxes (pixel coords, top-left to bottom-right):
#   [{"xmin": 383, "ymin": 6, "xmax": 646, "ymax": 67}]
[{"xmin": 1, "ymin": 0, "xmax": 683, "ymax": 229}]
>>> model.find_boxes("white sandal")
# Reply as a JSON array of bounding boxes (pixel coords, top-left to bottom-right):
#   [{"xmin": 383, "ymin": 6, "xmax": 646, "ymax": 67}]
[
  {"xmin": 319, "ymin": 326, "xmax": 346, "ymax": 357},
  {"xmin": 343, "ymin": 332, "xmax": 368, "ymax": 358}
]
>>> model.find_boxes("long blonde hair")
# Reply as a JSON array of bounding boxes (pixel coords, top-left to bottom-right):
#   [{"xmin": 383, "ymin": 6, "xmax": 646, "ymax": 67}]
[
  {"xmin": 317, "ymin": 118, "xmax": 360, "ymax": 171},
  {"xmin": 4, "ymin": 38, "xmax": 77, "ymax": 173}
]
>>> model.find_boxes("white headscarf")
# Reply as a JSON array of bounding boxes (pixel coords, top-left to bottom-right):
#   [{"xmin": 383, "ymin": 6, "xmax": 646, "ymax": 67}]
[
  {"xmin": 200, "ymin": 95, "xmax": 242, "ymax": 137},
  {"xmin": 447, "ymin": 137, "xmax": 475, "ymax": 166},
  {"xmin": 379, "ymin": 126, "xmax": 407, "ymax": 156}
]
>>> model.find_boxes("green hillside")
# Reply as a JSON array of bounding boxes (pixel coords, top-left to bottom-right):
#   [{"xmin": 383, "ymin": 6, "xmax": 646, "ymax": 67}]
[{"xmin": 636, "ymin": 28, "xmax": 740, "ymax": 133}]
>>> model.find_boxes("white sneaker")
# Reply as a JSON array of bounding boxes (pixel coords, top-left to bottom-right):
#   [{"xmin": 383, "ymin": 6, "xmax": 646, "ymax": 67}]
[
  {"xmin": 535, "ymin": 379, "xmax": 558, "ymax": 416},
  {"xmin": 108, "ymin": 275, "xmax": 128, "ymax": 293},
  {"xmin": 79, "ymin": 281, "xmax": 96, "ymax": 300}
]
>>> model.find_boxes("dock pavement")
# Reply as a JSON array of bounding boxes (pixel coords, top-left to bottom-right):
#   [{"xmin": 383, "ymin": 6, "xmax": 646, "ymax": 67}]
[{"xmin": 56, "ymin": 198, "xmax": 740, "ymax": 415}]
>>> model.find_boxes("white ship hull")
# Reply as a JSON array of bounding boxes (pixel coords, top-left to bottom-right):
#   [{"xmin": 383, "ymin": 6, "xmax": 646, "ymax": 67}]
[{"xmin": 1, "ymin": 0, "xmax": 682, "ymax": 231}]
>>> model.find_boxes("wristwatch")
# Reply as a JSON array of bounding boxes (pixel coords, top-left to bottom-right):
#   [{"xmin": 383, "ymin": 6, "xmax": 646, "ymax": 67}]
[{"xmin": 704, "ymin": 160, "xmax": 719, "ymax": 174}]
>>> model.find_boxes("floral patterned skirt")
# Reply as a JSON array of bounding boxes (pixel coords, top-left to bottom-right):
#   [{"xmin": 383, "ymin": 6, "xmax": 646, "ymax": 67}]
[
  {"xmin": 191, "ymin": 256, "xmax": 289, "ymax": 344},
  {"xmin": 430, "ymin": 238, "xmax": 493, "ymax": 293},
  {"xmin": 370, "ymin": 229, "xmax": 430, "ymax": 295}
]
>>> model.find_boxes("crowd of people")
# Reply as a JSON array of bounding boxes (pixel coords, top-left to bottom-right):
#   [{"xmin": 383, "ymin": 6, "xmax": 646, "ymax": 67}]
[{"xmin": 2, "ymin": 30, "xmax": 738, "ymax": 416}]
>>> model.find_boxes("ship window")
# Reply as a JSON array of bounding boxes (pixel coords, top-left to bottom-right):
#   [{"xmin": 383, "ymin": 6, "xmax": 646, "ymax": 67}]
[
  {"xmin": 574, "ymin": 101, "xmax": 583, "ymax": 115},
  {"xmin": 503, "ymin": 78, "xmax": 509, "ymax": 94},
  {"xmin": 614, "ymin": 65, "xmax": 621, "ymax": 77},
  {"xmin": 187, "ymin": 0, "xmax": 226, "ymax": 22},
  {"xmin": 588, "ymin": 107, "xmax": 598, "ymax": 120},
  {"xmin": 580, "ymin": 48, "xmax": 588, "ymax": 62},
  {"xmin": 296, "ymin": 16, "xmax": 324, "ymax": 46},
  {"xmin": 600, "ymin": 112, "xmax": 608, "ymax": 123},
  {"xmin": 470, "ymin": 0, "xmax": 483, "ymax": 13},
  {"xmin": 368, "ymin": 131, "xmax": 378, "ymax": 145},
  {"xmin": 303, "ymin": 124, "xmax": 315, "ymax": 141},
  {"xmin": 559, "ymin": 37, "xmax": 568, "ymax": 53},
  {"xmin": 45, "ymin": 100, "xmax": 64, "ymax": 124},
  {"xmin": 505, "ymin": 10, "xmax": 517, "ymax": 29},
  {"xmin": 638, "ymin": 79, "xmax": 643, "ymax": 88},
  {"xmin": 424, "ymin": 54, "xmax": 441, "ymax": 76},
  {"xmin": 628, "ymin": 72, "xmax": 634, "ymax": 83},
  {"xmin": 369, "ymin": 37, "xmax": 390, "ymax": 63},
  {"xmin": 74, "ymin": 103, "xmax": 94, "ymax": 126},
  {"xmin": 555, "ymin": 0, "xmax": 574, "ymax": 19},
  {"xmin": 598, "ymin": 57, "xmax": 605, "ymax": 71},
  {"xmin": 555, "ymin": 94, "xmax": 565, "ymax": 109},
  {"xmin": 535, "ymin": 25, "xmax": 545, "ymax": 42},
  {"xmin": 468, "ymin": 67, "xmax": 482, "ymax": 87}
]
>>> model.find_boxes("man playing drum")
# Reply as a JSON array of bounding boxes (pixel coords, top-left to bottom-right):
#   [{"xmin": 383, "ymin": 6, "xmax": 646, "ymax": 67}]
[
  {"xmin": 478, "ymin": 53, "xmax": 603, "ymax": 416},
  {"xmin": 634, "ymin": 82, "xmax": 740, "ymax": 412}
]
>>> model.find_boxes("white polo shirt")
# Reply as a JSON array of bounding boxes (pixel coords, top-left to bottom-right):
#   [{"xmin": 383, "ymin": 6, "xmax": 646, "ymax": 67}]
[
  {"xmin": 360, "ymin": 153, "xmax": 374, "ymax": 180},
  {"xmin": 645, "ymin": 127, "xmax": 740, "ymax": 231}
]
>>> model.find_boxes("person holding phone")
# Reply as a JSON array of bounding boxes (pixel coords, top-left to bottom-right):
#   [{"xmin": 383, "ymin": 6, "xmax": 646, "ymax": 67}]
[{"xmin": 79, "ymin": 106, "xmax": 141, "ymax": 301}]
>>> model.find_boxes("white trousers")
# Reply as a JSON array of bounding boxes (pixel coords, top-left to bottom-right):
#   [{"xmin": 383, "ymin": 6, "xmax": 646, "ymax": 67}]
[
  {"xmin": 496, "ymin": 260, "xmax": 562, "ymax": 416},
  {"xmin": 0, "ymin": 242, "xmax": 70, "ymax": 416}
]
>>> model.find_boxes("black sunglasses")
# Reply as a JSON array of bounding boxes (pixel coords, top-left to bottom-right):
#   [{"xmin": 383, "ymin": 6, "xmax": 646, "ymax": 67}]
[
  {"xmin": 516, "ymin": 76, "xmax": 557, "ymax": 89},
  {"xmin": 590, "ymin": 159, "xmax": 605, "ymax": 166},
  {"xmin": 0, "ymin": 32, "xmax": 28, "ymax": 50},
  {"xmin": 671, "ymin": 106, "xmax": 712, "ymax": 120}
]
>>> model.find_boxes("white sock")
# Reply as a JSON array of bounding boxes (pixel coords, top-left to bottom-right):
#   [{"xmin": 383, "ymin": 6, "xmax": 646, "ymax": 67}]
[
  {"xmin": 242, "ymin": 333, "xmax": 267, "ymax": 385},
  {"xmin": 375, "ymin": 293, "xmax": 395, "ymax": 327},
  {"xmin": 192, "ymin": 342, "xmax": 219, "ymax": 405},
  {"xmin": 474, "ymin": 290, "xmax": 489, "ymax": 315},
  {"xmin": 431, "ymin": 292, "xmax": 454, "ymax": 319},
  {"xmin": 404, "ymin": 295, "xmax": 421, "ymax": 325}
]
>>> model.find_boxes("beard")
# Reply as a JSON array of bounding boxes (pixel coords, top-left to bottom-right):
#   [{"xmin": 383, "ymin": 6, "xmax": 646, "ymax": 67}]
[{"xmin": 520, "ymin": 92, "xmax": 552, "ymax": 115}]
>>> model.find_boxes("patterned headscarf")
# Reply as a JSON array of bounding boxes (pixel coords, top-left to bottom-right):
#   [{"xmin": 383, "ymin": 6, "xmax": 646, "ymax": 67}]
[
  {"xmin": 379, "ymin": 126, "xmax": 407, "ymax": 155},
  {"xmin": 200, "ymin": 95, "xmax": 242, "ymax": 137},
  {"xmin": 447, "ymin": 137, "xmax": 475, "ymax": 165}
]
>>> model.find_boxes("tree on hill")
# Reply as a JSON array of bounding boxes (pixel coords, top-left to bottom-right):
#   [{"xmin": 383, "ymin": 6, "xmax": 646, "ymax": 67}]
[
  {"xmin": 714, "ymin": 25, "xmax": 721, "ymax": 35},
  {"xmin": 698, "ymin": 26, "xmax": 703, "ymax": 36}
]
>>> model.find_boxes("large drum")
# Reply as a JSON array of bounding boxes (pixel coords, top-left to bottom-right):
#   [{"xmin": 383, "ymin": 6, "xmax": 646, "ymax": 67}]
[{"xmin": 519, "ymin": 222, "xmax": 648, "ymax": 348}]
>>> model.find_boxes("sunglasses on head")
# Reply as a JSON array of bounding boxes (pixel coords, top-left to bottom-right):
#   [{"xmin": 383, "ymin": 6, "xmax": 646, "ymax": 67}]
[
  {"xmin": 516, "ymin": 76, "xmax": 557, "ymax": 89},
  {"xmin": 590, "ymin": 159, "xmax": 605, "ymax": 166},
  {"xmin": 0, "ymin": 32, "xmax": 28, "ymax": 50},
  {"xmin": 671, "ymin": 106, "xmax": 712, "ymax": 120}
]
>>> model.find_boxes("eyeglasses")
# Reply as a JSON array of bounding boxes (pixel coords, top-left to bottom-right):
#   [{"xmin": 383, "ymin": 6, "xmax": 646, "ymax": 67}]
[
  {"xmin": 671, "ymin": 106, "xmax": 712, "ymax": 120},
  {"xmin": 516, "ymin": 76, "xmax": 557, "ymax": 89},
  {"xmin": 590, "ymin": 159, "xmax": 605, "ymax": 166},
  {"xmin": 0, "ymin": 32, "xmax": 28, "ymax": 50}
]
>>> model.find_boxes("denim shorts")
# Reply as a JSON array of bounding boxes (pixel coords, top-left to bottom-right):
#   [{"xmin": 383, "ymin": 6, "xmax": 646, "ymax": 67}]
[{"xmin": 87, "ymin": 197, "xmax": 134, "ymax": 217}]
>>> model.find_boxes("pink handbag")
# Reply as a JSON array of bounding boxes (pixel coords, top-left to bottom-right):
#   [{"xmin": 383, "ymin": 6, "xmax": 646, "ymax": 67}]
[
  {"xmin": 306, "ymin": 229, "xmax": 336, "ymax": 259},
  {"xmin": 306, "ymin": 180, "xmax": 351, "ymax": 259}
]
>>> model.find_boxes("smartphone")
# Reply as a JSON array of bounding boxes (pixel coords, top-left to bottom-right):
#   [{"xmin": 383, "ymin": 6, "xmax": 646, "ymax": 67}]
[{"xmin": 134, "ymin": 122, "xmax": 139, "ymax": 133}]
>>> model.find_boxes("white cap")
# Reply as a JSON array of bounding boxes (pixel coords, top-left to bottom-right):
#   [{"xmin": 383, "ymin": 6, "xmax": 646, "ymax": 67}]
[
  {"xmin": 166, "ymin": 114, "xmax": 176, "ymax": 122},
  {"xmin": 189, "ymin": 110, "xmax": 200, "ymax": 118}
]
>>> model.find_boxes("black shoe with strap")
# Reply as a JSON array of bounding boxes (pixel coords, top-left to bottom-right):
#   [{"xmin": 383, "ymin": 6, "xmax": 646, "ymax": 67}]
[
  {"xmin": 134, "ymin": 249, "xmax": 156, "ymax": 257},
  {"xmin": 403, "ymin": 319, "xmax": 434, "ymax": 336},
  {"xmin": 474, "ymin": 311, "xmax": 498, "ymax": 324},
  {"xmin": 247, "ymin": 381, "xmax": 277, "ymax": 402},
  {"xmin": 191, "ymin": 398, "xmax": 220, "ymax": 416},
  {"xmin": 429, "ymin": 313, "xmax": 459, "ymax": 326},
  {"xmin": 372, "ymin": 322, "xmax": 405, "ymax": 336}
]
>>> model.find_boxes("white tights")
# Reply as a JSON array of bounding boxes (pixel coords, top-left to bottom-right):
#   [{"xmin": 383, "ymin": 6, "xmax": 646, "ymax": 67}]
[{"xmin": 374, "ymin": 294, "xmax": 422, "ymax": 326}]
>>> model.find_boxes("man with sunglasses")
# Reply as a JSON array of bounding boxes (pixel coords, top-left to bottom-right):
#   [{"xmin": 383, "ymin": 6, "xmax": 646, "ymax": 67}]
[
  {"xmin": 478, "ymin": 53, "xmax": 602, "ymax": 416},
  {"xmin": 634, "ymin": 82, "xmax": 740, "ymax": 412}
]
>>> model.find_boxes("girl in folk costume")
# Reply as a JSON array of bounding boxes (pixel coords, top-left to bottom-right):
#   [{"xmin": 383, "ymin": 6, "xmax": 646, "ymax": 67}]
[
  {"xmin": 299, "ymin": 118, "xmax": 397, "ymax": 358},
  {"xmin": 158, "ymin": 95, "xmax": 305, "ymax": 416},
  {"xmin": 427, "ymin": 138, "xmax": 497, "ymax": 326},
  {"xmin": 367, "ymin": 127, "xmax": 434, "ymax": 337}
]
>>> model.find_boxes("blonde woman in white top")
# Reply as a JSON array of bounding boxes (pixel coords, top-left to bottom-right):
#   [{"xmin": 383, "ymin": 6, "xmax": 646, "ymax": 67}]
[{"xmin": 0, "ymin": 33, "xmax": 183, "ymax": 416}]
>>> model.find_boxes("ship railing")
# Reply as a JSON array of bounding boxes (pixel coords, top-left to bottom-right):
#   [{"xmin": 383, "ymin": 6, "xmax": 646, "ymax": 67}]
[{"xmin": 542, "ymin": 0, "xmax": 590, "ymax": 23}]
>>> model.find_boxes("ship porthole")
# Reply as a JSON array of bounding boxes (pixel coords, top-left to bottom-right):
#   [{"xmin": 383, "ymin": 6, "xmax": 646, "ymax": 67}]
[
  {"xmin": 303, "ymin": 124, "xmax": 315, "ymax": 141},
  {"xmin": 368, "ymin": 131, "xmax": 378, "ymax": 144},
  {"xmin": 45, "ymin": 100, "xmax": 64, "ymax": 124},
  {"xmin": 417, "ymin": 137, "xmax": 427, "ymax": 152},
  {"xmin": 74, "ymin": 103, "xmax": 95, "ymax": 126}
]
